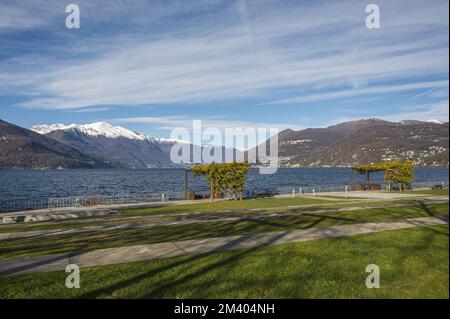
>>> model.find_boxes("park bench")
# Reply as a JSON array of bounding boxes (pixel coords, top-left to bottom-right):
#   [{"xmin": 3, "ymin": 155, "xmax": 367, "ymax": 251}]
[
  {"xmin": 253, "ymin": 189, "xmax": 280, "ymax": 199},
  {"xmin": 432, "ymin": 184, "xmax": 444, "ymax": 190}
]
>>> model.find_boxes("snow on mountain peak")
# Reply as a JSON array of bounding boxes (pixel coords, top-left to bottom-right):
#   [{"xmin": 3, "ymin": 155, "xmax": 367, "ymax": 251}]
[
  {"xmin": 427, "ymin": 119, "xmax": 443, "ymax": 124},
  {"xmin": 31, "ymin": 122, "xmax": 158, "ymax": 141},
  {"xmin": 399, "ymin": 119, "xmax": 444, "ymax": 125},
  {"xmin": 30, "ymin": 123, "xmax": 68, "ymax": 134}
]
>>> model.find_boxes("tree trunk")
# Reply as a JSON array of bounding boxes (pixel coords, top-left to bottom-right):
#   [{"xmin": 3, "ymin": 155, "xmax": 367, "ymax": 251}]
[{"xmin": 210, "ymin": 183, "xmax": 214, "ymax": 202}]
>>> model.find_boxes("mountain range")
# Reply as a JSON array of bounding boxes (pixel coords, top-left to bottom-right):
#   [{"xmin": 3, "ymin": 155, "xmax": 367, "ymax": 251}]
[
  {"xmin": 0, "ymin": 118, "xmax": 448, "ymax": 169},
  {"xmin": 31, "ymin": 122, "xmax": 178, "ymax": 169},
  {"xmin": 0, "ymin": 119, "xmax": 112, "ymax": 169},
  {"xmin": 273, "ymin": 119, "xmax": 449, "ymax": 167}
]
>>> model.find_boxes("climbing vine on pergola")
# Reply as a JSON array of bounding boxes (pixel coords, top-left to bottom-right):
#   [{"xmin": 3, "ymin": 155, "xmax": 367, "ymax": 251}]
[
  {"xmin": 191, "ymin": 162, "xmax": 250, "ymax": 202},
  {"xmin": 352, "ymin": 161, "xmax": 414, "ymax": 191}
]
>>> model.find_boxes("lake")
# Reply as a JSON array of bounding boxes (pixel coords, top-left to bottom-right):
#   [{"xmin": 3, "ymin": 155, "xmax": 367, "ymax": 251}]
[{"xmin": 0, "ymin": 167, "xmax": 448, "ymax": 208}]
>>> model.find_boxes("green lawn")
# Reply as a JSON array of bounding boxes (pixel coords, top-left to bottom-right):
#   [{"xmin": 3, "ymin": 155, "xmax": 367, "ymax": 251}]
[
  {"xmin": 119, "ymin": 197, "xmax": 339, "ymax": 216},
  {"xmin": 0, "ymin": 225, "xmax": 447, "ymax": 298},
  {"xmin": 0, "ymin": 198, "xmax": 390, "ymax": 234},
  {"xmin": 1, "ymin": 197, "xmax": 438, "ymax": 235},
  {"xmin": 407, "ymin": 189, "xmax": 449, "ymax": 196},
  {"xmin": 0, "ymin": 202, "xmax": 447, "ymax": 260}
]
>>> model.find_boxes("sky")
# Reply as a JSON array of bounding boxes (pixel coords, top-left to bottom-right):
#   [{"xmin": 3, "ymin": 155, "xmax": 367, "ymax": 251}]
[{"xmin": 0, "ymin": 0, "xmax": 448, "ymax": 143}]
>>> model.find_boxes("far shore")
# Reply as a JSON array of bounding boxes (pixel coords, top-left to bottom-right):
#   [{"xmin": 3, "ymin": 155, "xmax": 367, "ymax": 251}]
[{"xmin": 1, "ymin": 165, "xmax": 449, "ymax": 171}]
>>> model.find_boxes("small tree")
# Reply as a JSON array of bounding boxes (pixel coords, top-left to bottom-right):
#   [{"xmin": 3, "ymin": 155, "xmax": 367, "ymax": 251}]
[
  {"xmin": 192, "ymin": 162, "xmax": 250, "ymax": 202},
  {"xmin": 384, "ymin": 161, "xmax": 414, "ymax": 191},
  {"xmin": 397, "ymin": 161, "xmax": 414, "ymax": 190},
  {"xmin": 383, "ymin": 163, "xmax": 395, "ymax": 192}
]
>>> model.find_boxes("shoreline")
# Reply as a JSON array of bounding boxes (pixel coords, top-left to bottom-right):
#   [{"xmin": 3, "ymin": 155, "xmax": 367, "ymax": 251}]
[{"xmin": 0, "ymin": 165, "xmax": 449, "ymax": 171}]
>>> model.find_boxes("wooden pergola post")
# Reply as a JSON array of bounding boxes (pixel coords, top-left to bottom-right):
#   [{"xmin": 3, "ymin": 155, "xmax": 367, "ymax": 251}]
[
  {"xmin": 210, "ymin": 183, "xmax": 214, "ymax": 202},
  {"xmin": 184, "ymin": 169, "xmax": 189, "ymax": 200}
]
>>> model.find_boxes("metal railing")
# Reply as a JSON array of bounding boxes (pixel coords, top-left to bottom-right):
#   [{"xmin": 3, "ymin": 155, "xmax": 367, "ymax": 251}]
[
  {"xmin": 274, "ymin": 181, "xmax": 448, "ymax": 197},
  {"xmin": 411, "ymin": 181, "xmax": 448, "ymax": 189},
  {"xmin": 0, "ymin": 192, "xmax": 185, "ymax": 213},
  {"xmin": 0, "ymin": 181, "xmax": 447, "ymax": 213}
]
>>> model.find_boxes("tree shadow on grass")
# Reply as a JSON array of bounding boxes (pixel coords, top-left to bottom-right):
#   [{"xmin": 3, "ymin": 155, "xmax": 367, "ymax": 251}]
[
  {"xmin": 78, "ymin": 228, "xmax": 291, "ymax": 298},
  {"xmin": 406, "ymin": 201, "xmax": 449, "ymax": 236},
  {"xmin": 0, "ymin": 250, "xmax": 85, "ymax": 277},
  {"xmin": 0, "ymin": 209, "xmax": 362, "ymax": 261},
  {"xmin": 76, "ymin": 214, "xmax": 366, "ymax": 298}
]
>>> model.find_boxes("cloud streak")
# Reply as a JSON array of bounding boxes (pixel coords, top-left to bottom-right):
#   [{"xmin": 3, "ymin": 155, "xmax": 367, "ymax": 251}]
[
  {"xmin": 109, "ymin": 115, "xmax": 303, "ymax": 132},
  {"xmin": 270, "ymin": 80, "xmax": 449, "ymax": 104},
  {"xmin": 0, "ymin": 0, "xmax": 447, "ymax": 113}
]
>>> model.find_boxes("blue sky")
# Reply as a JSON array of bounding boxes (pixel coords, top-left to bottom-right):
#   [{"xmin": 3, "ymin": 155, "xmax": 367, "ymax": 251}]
[{"xmin": 0, "ymin": 0, "xmax": 448, "ymax": 140}]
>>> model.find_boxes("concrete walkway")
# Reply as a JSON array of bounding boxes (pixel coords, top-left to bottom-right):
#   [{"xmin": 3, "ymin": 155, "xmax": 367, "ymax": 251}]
[
  {"xmin": 0, "ymin": 199, "xmax": 448, "ymax": 240},
  {"xmin": 2, "ymin": 190, "xmax": 443, "ymax": 224},
  {"xmin": 0, "ymin": 215, "xmax": 447, "ymax": 277},
  {"xmin": 0, "ymin": 198, "xmax": 213, "ymax": 224},
  {"xmin": 314, "ymin": 191, "xmax": 444, "ymax": 200}
]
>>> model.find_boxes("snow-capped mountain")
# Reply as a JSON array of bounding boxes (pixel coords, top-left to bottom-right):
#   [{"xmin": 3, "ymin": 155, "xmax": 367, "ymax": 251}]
[
  {"xmin": 427, "ymin": 119, "xmax": 444, "ymax": 124},
  {"xmin": 31, "ymin": 122, "xmax": 173, "ymax": 143},
  {"xmin": 31, "ymin": 122, "xmax": 182, "ymax": 168},
  {"xmin": 2, "ymin": 118, "xmax": 447, "ymax": 169},
  {"xmin": 399, "ymin": 119, "xmax": 444, "ymax": 125},
  {"xmin": 0, "ymin": 119, "xmax": 114, "ymax": 169}
]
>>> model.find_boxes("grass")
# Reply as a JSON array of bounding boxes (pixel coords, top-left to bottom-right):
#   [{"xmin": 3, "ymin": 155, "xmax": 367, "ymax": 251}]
[
  {"xmin": 0, "ymin": 225, "xmax": 447, "ymax": 298},
  {"xmin": 0, "ymin": 198, "xmax": 386, "ymax": 234},
  {"xmin": 1, "ymin": 197, "xmax": 441, "ymax": 235},
  {"xmin": 0, "ymin": 198, "xmax": 336, "ymax": 233},
  {"xmin": 406, "ymin": 189, "xmax": 449, "ymax": 196},
  {"xmin": 119, "ymin": 197, "xmax": 339, "ymax": 216},
  {"xmin": 0, "ymin": 202, "xmax": 447, "ymax": 260}
]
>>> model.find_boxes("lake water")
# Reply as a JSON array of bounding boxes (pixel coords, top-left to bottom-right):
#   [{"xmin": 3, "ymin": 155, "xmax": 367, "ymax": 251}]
[{"xmin": 0, "ymin": 167, "xmax": 448, "ymax": 206}]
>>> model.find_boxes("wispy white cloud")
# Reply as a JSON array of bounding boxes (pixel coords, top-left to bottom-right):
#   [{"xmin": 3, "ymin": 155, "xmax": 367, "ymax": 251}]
[
  {"xmin": 109, "ymin": 114, "xmax": 299, "ymax": 149},
  {"xmin": 378, "ymin": 101, "xmax": 449, "ymax": 123},
  {"xmin": 68, "ymin": 107, "xmax": 111, "ymax": 113},
  {"xmin": 0, "ymin": 4, "xmax": 47, "ymax": 30},
  {"xmin": 327, "ymin": 100, "xmax": 449, "ymax": 125},
  {"xmin": 0, "ymin": 0, "xmax": 448, "ymax": 112},
  {"xmin": 270, "ymin": 80, "xmax": 449, "ymax": 104},
  {"xmin": 109, "ymin": 115, "xmax": 303, "ymax": 131}
]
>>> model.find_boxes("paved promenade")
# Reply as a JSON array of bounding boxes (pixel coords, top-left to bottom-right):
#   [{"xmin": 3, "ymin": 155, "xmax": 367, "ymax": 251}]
[
  {"xmin": 2, "ymin": 190, "xmax": 442, "ymax": 224},
  {"xmin": 0, "ymin": 215, "xmax": 447, "ymax": 277},
  {"xmin": 0, "ymin": 199, "xmax": 447, "ymax": 240}
]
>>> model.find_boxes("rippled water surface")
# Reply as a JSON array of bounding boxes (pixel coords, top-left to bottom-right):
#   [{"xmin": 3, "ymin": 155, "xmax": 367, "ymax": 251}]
[{"xmin": 0, "ymin": 167, "xmax": 447, "ymax": 203}]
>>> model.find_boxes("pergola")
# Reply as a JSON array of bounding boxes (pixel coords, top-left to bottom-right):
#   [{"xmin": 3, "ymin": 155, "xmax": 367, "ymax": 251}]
[
  {"xmin": 183, "ymin": 168, "xmax": 208, "ymax": 200},
  {"xmin": 351, "ymin": 164, "xmax": 385, "ymax": 185},
  {"xmin": 183, "ymin": 169, "xmax": 191, "ymax": 200}
]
